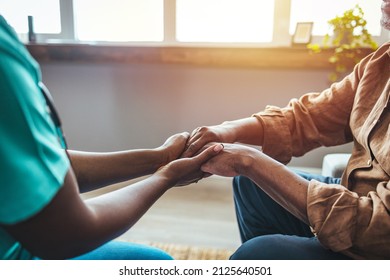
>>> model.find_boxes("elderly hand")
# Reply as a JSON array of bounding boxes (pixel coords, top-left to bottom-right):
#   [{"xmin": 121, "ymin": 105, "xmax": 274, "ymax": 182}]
[
  {"xmin": 182, "ymin": 124, "xmax": 235, "ymax": 158},
  {"xmin": 157, "ymin": 143, "xmax": 224, "ymax": 187},
  {"xmin": 201, "ymin": 143, "xmax": 262, "ymax": 178}
]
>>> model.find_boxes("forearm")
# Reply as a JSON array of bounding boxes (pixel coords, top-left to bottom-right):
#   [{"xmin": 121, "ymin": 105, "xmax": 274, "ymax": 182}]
[
  {"xmin": 68, "ymin": 149, "xmax": 166, "ymax": 192},
  {"xmin": 239, "ymin": 152, "xmax": 309, "ymax": 223},
  {"xmin": 64, "ymin": 146, "xmax": 220, "ymax": 258},
  {"xmin": 7, "ymin": 144, "xmax": 219, "ymax": 259},
  {"xmin": 221, "ymin": 117, "xmax": 264, "ymax": 146},
  {"xmin": 4, "ymin": 169, "xmax": 173, "ymax": 259},
  {"xmin": 82, "ymin": 173, "xmax": 171, "ymax": 246}
]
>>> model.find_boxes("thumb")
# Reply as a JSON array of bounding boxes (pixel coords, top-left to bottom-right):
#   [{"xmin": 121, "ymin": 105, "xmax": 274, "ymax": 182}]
[{"xmin": 193, "ymin": 143, "xmax": 224, "ymax": 163}]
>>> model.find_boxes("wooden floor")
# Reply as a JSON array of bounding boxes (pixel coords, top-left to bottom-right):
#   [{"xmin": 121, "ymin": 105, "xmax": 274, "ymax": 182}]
[{"xmin": 83, "ymin": 176, "xmax": 242, "ymax": 252}]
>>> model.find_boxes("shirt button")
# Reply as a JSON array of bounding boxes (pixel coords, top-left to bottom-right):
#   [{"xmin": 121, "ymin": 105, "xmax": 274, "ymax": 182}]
[{"xmin": 367, "ymin": 159, "xmax": 372, "ymax": 166}]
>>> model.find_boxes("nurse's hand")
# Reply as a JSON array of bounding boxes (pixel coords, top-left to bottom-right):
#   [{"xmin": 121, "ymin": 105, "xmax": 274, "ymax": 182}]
[{"xmin": 157, "ymin": 143, "xmax": 224, "ymax": 186}]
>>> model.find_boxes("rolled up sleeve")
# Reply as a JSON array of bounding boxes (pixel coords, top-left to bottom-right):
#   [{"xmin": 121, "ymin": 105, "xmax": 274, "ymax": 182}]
[
  {"xmin": 307, "ymin": 180, "xmax": 390, "ymax": 259},
  {"xmin": 252, "ymin": 60, "xmax": 364, "ymax": 165},
  {"xmin": 253, "ymin": 106, "xmax": 292, "ymax": 164}
]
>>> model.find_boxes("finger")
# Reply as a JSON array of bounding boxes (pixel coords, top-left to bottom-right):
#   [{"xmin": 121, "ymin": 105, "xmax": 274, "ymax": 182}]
[
  {"xmin": 177, "ymin": 131, "xmax": 190, "ymax": 143},
  {"xmin": 180, "ymin": 132, "xmax": 190, "ymax": 147},
  {"xmin": 193, "ymin": 143, "xmax": 224, "ymax": 163},
  {"xmin": 190, "ymin": 127, "xmax": 201, "ymax": 138},
  {"xmin": 164, "ymin": 131, "xmax": 189, "ymax": 146},
  {"xmin": 183, "ymin": 135, "xmax": 212, "ymax": 158},
  {"xmin": 186, "ymin": 131, "xmax": 201, "ymax": 149},
  {"xmin": 181, "ymin": 131, "xmax": 190, "ymax": 139},
  {"xmin": 182, "ymin": 139, "xmax": 200, "ymax": 158},
  {"xmin": 187, "ymin": 126, "xmax": 209, "ymax": 146}
]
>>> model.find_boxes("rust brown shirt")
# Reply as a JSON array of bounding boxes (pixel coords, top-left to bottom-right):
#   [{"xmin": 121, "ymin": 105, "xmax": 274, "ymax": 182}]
[{"xmin": 253, "ymin": 41, "xmax": 390, "ymax": 259}]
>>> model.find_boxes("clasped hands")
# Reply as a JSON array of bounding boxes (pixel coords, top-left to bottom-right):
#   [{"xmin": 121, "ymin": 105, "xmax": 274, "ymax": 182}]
[{"xmin": 157, "ymin": 125, "xmax": 261, "ymax": 187}]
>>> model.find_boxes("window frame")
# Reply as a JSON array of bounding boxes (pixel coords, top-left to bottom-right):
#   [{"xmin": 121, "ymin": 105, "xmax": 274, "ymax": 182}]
[
  {"xmin": 17, "ymin": 0, "xmax": 74, "ymax": 42},
  {"xmin": 19, "ymin": 0, "xmax": 390, "ymax": 46}
]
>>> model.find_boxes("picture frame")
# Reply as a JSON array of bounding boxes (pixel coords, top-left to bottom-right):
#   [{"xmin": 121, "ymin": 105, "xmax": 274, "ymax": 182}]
[{"xmin": 292, "ymin": 22, "xmax": 313, "ymax": 45}]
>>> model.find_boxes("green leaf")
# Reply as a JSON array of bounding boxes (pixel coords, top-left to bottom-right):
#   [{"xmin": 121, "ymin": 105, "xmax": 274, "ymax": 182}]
[{"xmin": 308, "ymin": 4, "xmax": 379, "ymax": 83}]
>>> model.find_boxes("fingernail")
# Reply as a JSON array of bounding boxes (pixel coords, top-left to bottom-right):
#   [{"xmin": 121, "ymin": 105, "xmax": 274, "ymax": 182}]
[{"xmin": 213, "ymin": 143, "xmax": 224, "ymax": 152}]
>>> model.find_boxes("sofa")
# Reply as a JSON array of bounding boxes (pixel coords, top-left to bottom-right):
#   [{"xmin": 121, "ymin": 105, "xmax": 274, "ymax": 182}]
[{"xmin": 321, "ymin": 153, "xmax": 351, "ymax": 178}]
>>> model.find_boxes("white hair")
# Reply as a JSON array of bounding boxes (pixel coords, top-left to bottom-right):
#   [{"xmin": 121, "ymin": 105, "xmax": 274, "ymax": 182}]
[{"xmin": 381, "ymin": 7, "xmax": 390, "ymax": 30}]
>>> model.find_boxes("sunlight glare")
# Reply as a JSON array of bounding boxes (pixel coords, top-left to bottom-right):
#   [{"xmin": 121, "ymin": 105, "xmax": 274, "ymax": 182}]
[
  {"xmin": 290, "ymin": 0, "xmax": 382, "ymax": 36},
  {"xmin": 74, "ymin": 0, "xmax": 164, "ymax": 42},
  {"xmin": 176, "ymin": 0, "xmax": 274, "ymax": 43}
]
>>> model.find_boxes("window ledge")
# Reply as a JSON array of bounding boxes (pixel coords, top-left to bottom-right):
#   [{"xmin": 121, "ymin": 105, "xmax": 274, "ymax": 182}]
[{"xmin": 25, "ymin": 43, "xmax": 374, "ymax": 70}]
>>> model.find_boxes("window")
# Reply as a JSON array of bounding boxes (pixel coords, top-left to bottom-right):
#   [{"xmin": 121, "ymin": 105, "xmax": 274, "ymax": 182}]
[
  {"xmin": 0, "ymin": 0, "xmax": 61, "ymax": 34},
  {"xmin": 176, "ymin": 0, "xmax": 274, "ymax": 43},
  {"xmin": 290, "ymin": 0, "xmax": 382, "ymax": 36},
  {"xmin": 0, "ymin": 0, "xmax": 388, "ymax": 46},
  {"xmin": 73, "ymin": 0, "xmax": 164, "ymax": 42}
]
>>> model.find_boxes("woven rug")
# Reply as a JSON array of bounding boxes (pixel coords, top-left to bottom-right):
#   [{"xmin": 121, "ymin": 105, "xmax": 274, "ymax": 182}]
[
  {"xmin": 149, "ymin": 242, "xmax": 234, "ymax": 260},
  {"xmin": 119, "ymin": 239, "xmax": 234, "ymax": 260}
]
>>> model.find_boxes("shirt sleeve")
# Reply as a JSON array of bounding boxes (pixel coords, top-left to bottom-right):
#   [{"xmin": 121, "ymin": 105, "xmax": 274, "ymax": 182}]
[
  {"xmin": 307, "ymin": 179, "xmax": 390, "ymax": 259},
  {"xmin": 251, "ymin": 56, "xmax": 372, "ymax": 164},
  {"xmin": 0, "ymin": 36, "xmax": 69, "ymax": 225},
  {"xmin": 251, "ymin": 49, "xmax": 390, "ymax": 259}
]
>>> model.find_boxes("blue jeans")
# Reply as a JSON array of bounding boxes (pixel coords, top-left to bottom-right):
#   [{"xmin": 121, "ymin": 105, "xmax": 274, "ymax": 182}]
[
  {"xmin": 33, "ymin": 241, "xmax": 173, "ymax": 260},
  {"xmin": 70, "ymin": 241, "xmax": 173, "ymax": 260},
  {"xmin": 230, "ymin": 171, "xmax": 352, "ymax": 260}
]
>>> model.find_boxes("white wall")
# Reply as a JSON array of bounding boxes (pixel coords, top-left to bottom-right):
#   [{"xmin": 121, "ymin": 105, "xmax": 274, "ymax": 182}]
[{"xmin": 40, "ymin": 62, "xmax": 352, "ymax": 169}]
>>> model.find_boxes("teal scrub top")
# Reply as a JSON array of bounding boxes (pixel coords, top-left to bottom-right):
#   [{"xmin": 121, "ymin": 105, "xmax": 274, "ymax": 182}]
[{"xmin": 0, "ymin": 15, "xmax": 70, "ymax": 259}]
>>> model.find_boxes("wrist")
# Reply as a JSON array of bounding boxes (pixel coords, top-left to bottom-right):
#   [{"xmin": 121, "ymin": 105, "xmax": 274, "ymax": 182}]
[
  {"xmin": 236, "ymin": 149, "xmax": 261, "ymax": 177},
  {"xmin": 220, "ymin": 121, "xmax": 240, "ymax": 143},
  {"xmin": 222, "ymin": 117, "xmax": 264, "ymax": 146},
  {"xmin": 154, "ymin": 166, "xmax": 176, "ymax": 189},
  {"xmin": 153, "ymin": 147, "xmax": 168, "ymax": 169}
]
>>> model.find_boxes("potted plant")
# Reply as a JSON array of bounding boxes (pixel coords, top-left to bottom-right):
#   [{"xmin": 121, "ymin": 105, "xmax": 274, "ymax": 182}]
[{"xmin": 308, "ymin": 5, "xmax": 378, "ymax": 82}]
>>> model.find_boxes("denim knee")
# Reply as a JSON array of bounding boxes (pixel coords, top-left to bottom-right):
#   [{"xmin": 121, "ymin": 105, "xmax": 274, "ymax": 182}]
[
  {"xmin": 230, "ymin": 234, "xmax": 351, "ymax": 260},
  {"xmin": 230, "ymin": 235, "xmax": 287, "ymax": 260},
  {"xmin": 233, "ymin": 175, "xmax": 265, "ymax": 199}
]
